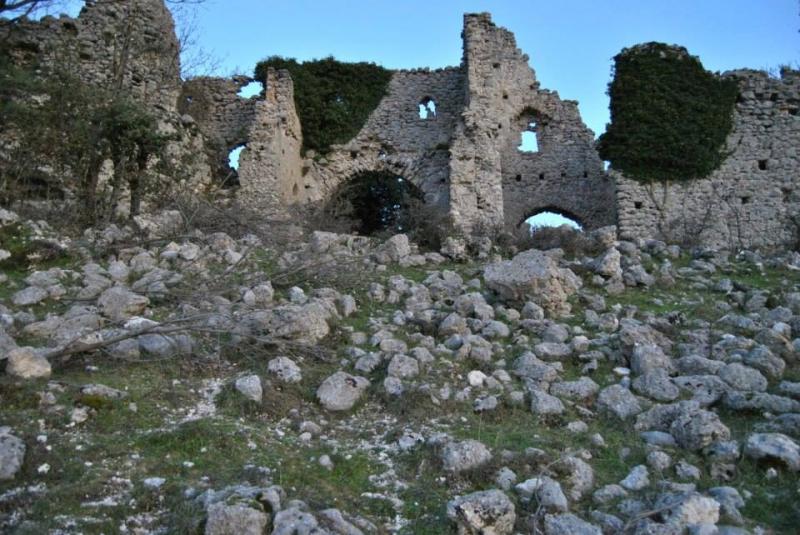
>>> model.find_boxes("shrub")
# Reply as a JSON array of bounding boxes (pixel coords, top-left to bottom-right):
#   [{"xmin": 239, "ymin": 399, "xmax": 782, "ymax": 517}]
[
  {"xmin": 0, "ymin": 54, "xmax": 169, "ymax": 226},
  {"xmin": 597, "ymin": 42, "xmax": 738, "ymax": 182},
  {"xmin": 254, "ymin": 56, "xmax": 392, "ymax": 155}
]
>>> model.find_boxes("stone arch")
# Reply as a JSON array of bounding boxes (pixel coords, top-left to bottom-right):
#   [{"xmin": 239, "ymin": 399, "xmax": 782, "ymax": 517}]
[
  {"xmin": 320, "ymin": 168, "xmax": 425, "ymax": 236},
  {"xmin": 518, "ymin": 205, "xmax": 585, "ymax": 230}
]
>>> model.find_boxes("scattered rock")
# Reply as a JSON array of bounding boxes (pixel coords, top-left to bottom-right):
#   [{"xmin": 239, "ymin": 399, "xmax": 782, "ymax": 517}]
[
  {"xmin": 316, "ymin": 372, "xmax": 370, "ymax": 411},
  {"xmin": 447, "ymin": 489, "xmax": 515, "ymax": 535}
]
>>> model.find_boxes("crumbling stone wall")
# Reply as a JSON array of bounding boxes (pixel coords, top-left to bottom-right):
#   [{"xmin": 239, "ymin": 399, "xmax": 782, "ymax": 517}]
[
  {"xmin": 179, "ymin": 76, "xmax": 258, "ymax": 180},
  {"xmin": 191, "ymin": 12, "xmax": 611, "ymax": 235},
  {"xmin": 0, "ymin": 0, "xmax": 181, "ymax": 113},
  {"xmin": 0, "ymin": 0, "xmax": 211, "ymax": 212},
  {"xmin": 447, "ymin": 13, "xmax": 615, "ymax": 235},
  {"xmin": 306, "ymin": 68, "xmax": 465, "ymax": 211},
  {"xmin": 616, "ymin": 69, "xmax": 800, "ymax": 250},
  {"xmin": 236, "ymin": 68, "xmax": 304, "ymax": 216}
]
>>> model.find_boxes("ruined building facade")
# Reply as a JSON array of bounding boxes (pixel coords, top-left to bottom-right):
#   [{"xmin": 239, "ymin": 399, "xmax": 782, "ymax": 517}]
[
  {"xmin": 616, "ymin": 69, "xmax": 800, "ymax": 250},
  {"xmin": 3, "ymin": 1, "xmax": 800, "ymax": 250},
  {"xmin": 181, "ymin": 13, "xmax": 616, "ymax": 236}
]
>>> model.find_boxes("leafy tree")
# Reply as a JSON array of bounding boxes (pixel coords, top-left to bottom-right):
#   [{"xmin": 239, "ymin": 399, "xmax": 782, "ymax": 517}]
[
  {"xmin": 254, "ymin": 56, "xmax": 392, "ymax": 154},
  {"xmin": 0, "ymin": 55, "xmax": 168, "ymax": 224},
  {"xmin": 597, "ymin": 43, "xmax": 739, "ymax": 183}
]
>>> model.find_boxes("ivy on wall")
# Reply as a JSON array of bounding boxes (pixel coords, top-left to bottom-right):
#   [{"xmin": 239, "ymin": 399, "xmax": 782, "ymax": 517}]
[
  {"xmin": 254, "ymin": 56, "xmax": 392, "ymax": 155},
  {"xmin": 597, "ymin": 42, "xmax": 739, "ymax": 183}
]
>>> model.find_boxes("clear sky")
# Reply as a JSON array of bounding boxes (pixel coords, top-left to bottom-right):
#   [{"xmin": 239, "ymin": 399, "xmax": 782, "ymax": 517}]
[{"xmin": 39, "ymin": 1, "xmax": 799, "ymax": 137}]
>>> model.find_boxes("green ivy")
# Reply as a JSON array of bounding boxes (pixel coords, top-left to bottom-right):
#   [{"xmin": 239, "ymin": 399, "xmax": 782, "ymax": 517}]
[
  {"xmin": 254, "ymin": 56, "xmax": 392, "ymax": 155},
  {"xmin": 597, "ymin": 43, "xmax": 739, "ymax": 182}
]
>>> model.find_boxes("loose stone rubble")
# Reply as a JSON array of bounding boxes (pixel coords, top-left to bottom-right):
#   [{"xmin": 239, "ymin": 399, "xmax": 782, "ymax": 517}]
[{"xmin": 2, "ymin": 206, "xmax": 800, "ymax": 533}]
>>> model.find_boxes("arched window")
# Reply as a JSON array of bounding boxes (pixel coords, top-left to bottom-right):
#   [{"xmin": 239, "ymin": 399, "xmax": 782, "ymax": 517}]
[{"xmin": 419, "ymin": 97, "xmax": 437, "ymax": 119}]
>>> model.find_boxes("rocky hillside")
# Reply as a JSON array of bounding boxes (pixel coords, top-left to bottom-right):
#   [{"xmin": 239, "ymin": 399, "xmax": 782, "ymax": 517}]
[{"xmin": 1, "ymin": 208, "xmax": 800, "ymax": 534}]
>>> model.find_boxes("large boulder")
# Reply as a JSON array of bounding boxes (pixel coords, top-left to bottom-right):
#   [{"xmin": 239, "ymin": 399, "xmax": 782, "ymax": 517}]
[
  {"xmin": 250, "ymin": 300, "xmax": 334, "ymax": 344},
  {"xmin": 441, "ymin": 439, "xmax": 492, "ymax": 473},
  {"xmin": 484, "ymin": 249, "xmax": 581, "ymax": 317},
  {"xmin": 743, "ymin": 433, "xmax": 800, "ymax": 471},
  {"xmin": 447, "ymin": 489, "xmax": 516, "ymax": 535},
  {"xmin": 5, "ymin": 347, "xmax": 51, "ymax": 380},
  {"xmin": 373, "ymin": 234, "xmax": 411, "ymax": 264},
  {"xmin": 316, "ymin": 372, "xmax": 370, "ymax": 411},
  {"xmin": 97, "ymin": 286, "xmax": 149, "ymax": 322}
]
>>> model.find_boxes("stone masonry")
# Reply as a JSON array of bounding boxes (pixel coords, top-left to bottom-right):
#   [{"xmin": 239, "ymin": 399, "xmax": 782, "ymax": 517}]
[
  {"xmin": 187, "ymin": 13, "xmax": 616, "ymax": 236},
  {"xmin": 0, "ymin": 0, "xmax": 182, "ymax": 114},
  {"xmin": 3, "ymin": 2, "xmax": 799, "ymax": 250},
  {"xmin": 616, "ymin": 69, "xmax": 800, "ymax": 250}
]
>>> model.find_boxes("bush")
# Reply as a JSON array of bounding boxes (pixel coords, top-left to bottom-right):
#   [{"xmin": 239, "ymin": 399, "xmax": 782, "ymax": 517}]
[
  {"xmin": 319, "ymin": 170, "xmax": 424, "ymax": 237},
  {"xmin": 254, "ymin": 56, "xmax": 391, "ymax": 155},
  {"xmin": 0, "ymin": 54, "xmax": 169, "ymax": 226},
  {"xmin": 597, "ymin": 43, "xmax": 738, "ymax": 182}
]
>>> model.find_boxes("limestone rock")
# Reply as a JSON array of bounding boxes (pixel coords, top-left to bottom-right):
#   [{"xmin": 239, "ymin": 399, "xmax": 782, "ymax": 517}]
[
  {"xmin": 6, "ymin": 347, "xmax": 51, "ymax": 379},
  {"xmin": 484, "ymin": 249, "xmax": 581, "ymax": 316},
  {"xmin": 374, "ymin": 234, "xmax": 411, "ymax": 263},
  {"xmin": 516, "ymin": 477, "xmax": 568, "ymax": 512},
  {"xmin": 12, "ymin": 286, "xmax": 48, "ymax": 306},
  {"xmin": 98, "ymin": 286, "xmax": 149, "ymax": 322},
  {"xmin": 235, "ymin": 375, "xmax": 263, "ymax": 403},
  {"xmin": 205, "ymin": 502, "xmax": 269, "ymax": 535},
  {"xmin": 743, "ymin": 433, "xmax": 800, "ymax": 471},
  {"xmin": 596, "ymin": 384, "xmax": 642, "ymax": 420},
  {"xmin": 441, "ymin": 439, "xmax": 492, "ymax": 473},
  {"xmin": 0, "ymin": 427, "xmax": 25, "ymax": 480},
  {"xmin": 251, "ymin": 300, "xmax": 333, "ymax": 344},
  {"xmin": 387, "ymin": 354, "xmax": 419, "ymax": 379},
  {"xmin": 447, "ymin": 489, "xmax": 516, "ymax": 535},
  {"xmin": 267, "ymin": 357, "xmax": 302, "ymax": 384},
  {"xmin": 316, "ymin": 372, "xmax": 369, "ymax": 411},
  {"xmin": 544, "ymin": 513, "xmax": 602, "ymax": 535}
]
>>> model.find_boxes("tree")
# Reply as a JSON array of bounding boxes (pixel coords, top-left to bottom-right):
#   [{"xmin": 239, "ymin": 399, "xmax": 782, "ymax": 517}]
[
  {"xmin": 597, "ymin": 43, "xmax": 738, "ymax": 183},
  {"xmin": 0, "ymin": 0, "xmax": 65, "ymax": 20}
]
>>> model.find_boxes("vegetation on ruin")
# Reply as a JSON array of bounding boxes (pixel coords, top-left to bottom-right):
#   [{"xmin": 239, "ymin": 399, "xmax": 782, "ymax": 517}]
[
  {"xmin": 597, "ymin": 42, "xmax": 739, "ymax": 183},
  {"xmin": 0, "ymin": 55, "xmax": 170, "ymax": 226},
  {"xmin": 254, "ymin": 56, "xmax": 392, "ymax": 154},
  {"xmin": 321, "ymin": 170, "xmax": 424, "ymax": 236}
]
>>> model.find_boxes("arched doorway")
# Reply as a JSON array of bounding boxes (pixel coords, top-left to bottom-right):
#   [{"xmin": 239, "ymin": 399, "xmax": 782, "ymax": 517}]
[
  {"xmin": 520, "ymin": 207, "xmax": 583, "ymax": 234},
  {"xmin": 322, "ymin": 170, "xmax": 424, "ymax": 236}
]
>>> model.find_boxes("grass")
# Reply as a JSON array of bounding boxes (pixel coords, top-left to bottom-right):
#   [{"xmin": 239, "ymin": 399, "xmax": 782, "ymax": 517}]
[{"xmin": 4, "ymin": 240, "xmax": 800, "ymax": 533}]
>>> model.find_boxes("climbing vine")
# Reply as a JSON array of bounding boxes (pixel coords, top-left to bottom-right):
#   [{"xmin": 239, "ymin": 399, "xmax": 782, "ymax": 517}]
[
  {"xmin": 254, "ymin": 56, "xmax": 392, "ymax": 155},
  {"xmin": 597, "ymin": 42, "xmax": 739, "ymax": 183}
]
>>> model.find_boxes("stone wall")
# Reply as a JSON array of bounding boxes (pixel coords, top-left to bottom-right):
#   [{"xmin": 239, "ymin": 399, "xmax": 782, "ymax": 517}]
[
  {"xmin": 236, "ymin": 68, "xmax": 304, "ymax": 216},
  {"xmin": 445, "ymin": 13, "xmax": 613, "ymax": 234},
  {"xmin": 616, "ymin": 69, "xmax": 800, "ymax": 250},
  {"xmin": 179, "ymin": 76, "xmax": 258, "ymax": 180},
  {"xmin": 0, "ymin": 0, "xmax": 211, "ymax": 213},
  {"xmin": 0, "ymin": 0, "xmax": 181, "ymax": 113},
  {"xmin": 191, "ymin": 12, "xmax": 612, "ymax": 236}
]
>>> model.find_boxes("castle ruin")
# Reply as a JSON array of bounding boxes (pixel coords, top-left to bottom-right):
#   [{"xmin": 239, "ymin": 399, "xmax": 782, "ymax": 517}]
[{"xmin": 2, "ymin": 1, "xmax": 799, "ymax": 250}]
